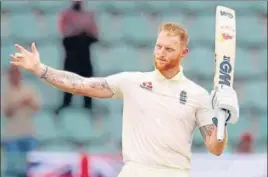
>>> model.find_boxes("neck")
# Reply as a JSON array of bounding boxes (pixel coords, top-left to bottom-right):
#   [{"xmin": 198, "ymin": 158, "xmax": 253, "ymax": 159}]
[{"xmin": 158, "ymin": 65, "xmax": 180, "ymax": 79}]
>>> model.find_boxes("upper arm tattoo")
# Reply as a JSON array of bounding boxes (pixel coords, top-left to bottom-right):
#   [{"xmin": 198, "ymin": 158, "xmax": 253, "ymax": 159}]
[
  {"xmin": 41, "ymin": 65, "xmax": 113, "ymax": 96},
  {"xmin": 199, "ymin": 124, "xmax": 216, "ymax": 139},
  {"xmin": 86, "ymin": 78, "xmax": 110, "ymax": 90},
  {"xmin": 85, "ymin": 78, "xmax": 114, "ymax": 95}
]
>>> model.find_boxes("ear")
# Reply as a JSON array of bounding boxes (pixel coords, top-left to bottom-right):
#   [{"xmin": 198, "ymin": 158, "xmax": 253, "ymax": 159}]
[{"xmin": 181, "ymin": 48, "xmax": 189, "ymax": 57}]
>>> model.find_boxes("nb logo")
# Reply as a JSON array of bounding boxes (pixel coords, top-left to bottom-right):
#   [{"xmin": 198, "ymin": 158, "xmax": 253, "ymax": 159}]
[{"xmin": 220, "ymin": 11, "xmax": 233, "ymax": 18}]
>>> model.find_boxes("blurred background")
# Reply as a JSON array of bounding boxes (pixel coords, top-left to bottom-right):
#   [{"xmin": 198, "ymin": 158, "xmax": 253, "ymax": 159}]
[{"xmin": 1, "ymin": 1, "xmax": 267, "ymax": 177}]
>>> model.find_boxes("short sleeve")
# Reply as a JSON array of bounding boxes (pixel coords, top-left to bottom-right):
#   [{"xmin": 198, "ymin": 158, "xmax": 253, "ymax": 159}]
[
  {"xmin": 195, "ymin": 90, "xmax": 214, "ymax": 127},
  {"xmin": 104, "ymin": 72, "xmax": 130, "ymax": 99}
]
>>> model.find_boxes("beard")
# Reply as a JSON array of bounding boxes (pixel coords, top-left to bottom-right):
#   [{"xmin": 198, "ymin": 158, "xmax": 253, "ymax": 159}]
[{"xmin": 154, "ymin": 57, "xmax": 180, "ymax": 71}]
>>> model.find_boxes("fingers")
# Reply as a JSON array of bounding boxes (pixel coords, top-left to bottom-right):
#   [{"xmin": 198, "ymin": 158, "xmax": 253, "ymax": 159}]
[
  {"xmin": 10, "ymin": 54, "xmax": 20, "ymax": 62},
  {"xmin": 15, "ymin": 44, "xmax": 27, "ymax": 53},
  {"xmin": 31, "ymin": 42, "xmax": 38, "ymax": 54},
  {"xmin": 15, "ymin": 44, "xmax": 32, "ymax": 55},
  {"xmin": 9, "ymin": 42, "xmax": 37, "ymax": 68},
  {"xmin": 10, "ymin": 61, "xmax": 21, "ymax": 67},
  {"xmin": 10, "ymin": 54, "xmax": 20, "ymax": 66},
  {"xmin": 9, "ymin": 52, "xmax": 25, "ymax": 65}
]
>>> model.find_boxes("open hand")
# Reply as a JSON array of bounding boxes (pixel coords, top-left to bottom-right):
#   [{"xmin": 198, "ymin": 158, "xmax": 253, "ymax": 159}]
[{"xmin": 10, "ymin": 43, "xmax": 41, "ymax": 73}]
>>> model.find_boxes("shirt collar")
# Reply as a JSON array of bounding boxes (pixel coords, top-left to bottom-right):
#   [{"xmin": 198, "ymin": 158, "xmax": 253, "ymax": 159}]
[{"xmin": 154, "ymin": 66, "xmax": 185, "ymax": 81}]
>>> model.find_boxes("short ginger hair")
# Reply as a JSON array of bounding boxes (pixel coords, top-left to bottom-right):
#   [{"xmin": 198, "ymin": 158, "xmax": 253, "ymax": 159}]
[{"xmin": 158, "ymin": 23, "xmax": 189, "ymax": 46}]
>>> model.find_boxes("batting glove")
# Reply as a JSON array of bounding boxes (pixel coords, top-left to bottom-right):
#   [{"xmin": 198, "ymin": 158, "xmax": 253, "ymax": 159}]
[{"xmin": 210, "ymin": 86, "xmax": 239, "ymax": 125}]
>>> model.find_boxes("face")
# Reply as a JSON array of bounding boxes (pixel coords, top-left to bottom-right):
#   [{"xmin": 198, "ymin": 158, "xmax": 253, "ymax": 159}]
[
  {"xmin": 154, "ymin": 31, "xmax": 188, "ymax": 71},
  {"xmin": 72, "ymin": 1, "xmax": 83, "ymax": 11}
]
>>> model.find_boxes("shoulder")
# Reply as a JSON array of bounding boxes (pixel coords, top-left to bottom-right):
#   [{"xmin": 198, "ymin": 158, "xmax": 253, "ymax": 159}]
[
  {"xmin": 107, "ymin": 71, "xmax": 152, "ymax": 80},
  {"xmin": 105, "ymin": 71, "xmax": 149, "ymax": 86}
]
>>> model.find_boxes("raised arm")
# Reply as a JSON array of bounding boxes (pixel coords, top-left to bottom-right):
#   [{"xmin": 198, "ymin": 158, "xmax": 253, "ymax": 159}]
[
  {"xmin": 35, "ymin": 64, "xmax": 113, "ymax": 98},
  {"xmin": 195, "ymin": 90, "xmax": 229, "ymax": 156},
  {"xmin": 199, "ymin": 85, "xmax": 239, "ymax": 156},
  {"xmin": 9, "ymin": 43, "xmax": 114, "ymax": 98}
]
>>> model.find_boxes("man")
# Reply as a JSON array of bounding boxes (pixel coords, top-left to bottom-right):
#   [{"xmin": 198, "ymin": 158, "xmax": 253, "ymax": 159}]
[
  {"xmin": 10, "ymin": 23, "xmax": 239, "ymax": 177},
  {"xmin": 2, "ymin": 66, "xmax": 40, "ymax": 177},
  {"xmin": 56, "ymin": 0, "xmax": 98, "ymax": 114}
]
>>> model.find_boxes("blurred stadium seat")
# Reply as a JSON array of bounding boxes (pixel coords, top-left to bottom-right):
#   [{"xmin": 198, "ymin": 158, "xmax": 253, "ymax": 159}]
[
  {"xmin": 107, "ymin": 1, "xmax": 139, "ymax": 13},
  {"xmin": 259, "ymin": 113, "xmax": 267, "ymax": 142},
  {"xmin": 235, "ymin": 48, "xmax": 264, "ymax": 77},
  {"xmin": 228, "ymin": 112, "xmax": 251, "ymax": 141},
  {"xmin": 237, "ymin": 16, "xmax": 266, "ymax": 44},
  {"xmin": 257, "ymin": 49, "xmax": 267, "ymax": 71},
  {"xmin": 1, "ymin": 1, "xmax": 30, "ymax": 10},
  {"xmin": 142, "ymin": 1, "xmax": 173, "ymax": 13},
  {"xmin": 96, "ymin": 12, "xmax": 123, "ymax": 42},
  {"xmin": 189, "ymin": 16, "xmax": 215, "ymax": 42},
  {"xmin": 58, "ymin": 108, "xmax": 93, "ymax": 141},
  {"xmin": 105, "ymin": 112, "xmax": 123, "ymax": 141},
  {"xmin": 241, "ymin": 81, "xmax": 267, "ymax": 111},
  {"xmin": 1, "ymin": 45, "xmax": 14, "ymax": 69},
  {"xmin": 34, "ymin": 110, "xmax": 60, "ymax": 141},
  {"xmin": 93, "ymin": 98, "xmax": 123, "ymax": 115},
  {"xmin": 121, "ymin": 14, "xmax": 156, "ymax": 42},
  {"xmin": 10, "ymin": 13, "xmax": 40, "ymax": 40},
  {"xmin": 159, "ymin": 13, "xmax": 185, "ymax": 28},
  {"xmin": 108, "ymin": 45, "xmax": 141, "ymax": 72},
  {"xmin": 45, "ymin": 13, "xmax": 59, "ymax": 37},
  {"xmin": 183, "ymin": 47, "xmax": 215, "ymax": 77},
  {"xmin": 38, "ymin": 44, "xmax": 62, "ymax": 69},
  {"xmin": 28, "ymin": 78, "xmax": 62, "ymax": 108},
  {"xmin": 32, "ymin": 1, "xmax": 68, "ymax": 11}
]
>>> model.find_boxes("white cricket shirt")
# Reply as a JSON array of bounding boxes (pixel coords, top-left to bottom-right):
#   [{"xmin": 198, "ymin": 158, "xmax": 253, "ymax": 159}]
[{"xmin": 105, "ymin": 66, "xmax": 214, "ymax": 170}]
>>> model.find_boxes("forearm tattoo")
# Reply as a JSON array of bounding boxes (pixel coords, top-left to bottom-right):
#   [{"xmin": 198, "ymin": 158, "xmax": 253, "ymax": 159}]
[
  {"xmin": 40, "ymin": 65, "xmax": 112, "ymax": 95},
  {"xmin": 199, "ymin": 124, "xmax": 216, "ymax": 139}
]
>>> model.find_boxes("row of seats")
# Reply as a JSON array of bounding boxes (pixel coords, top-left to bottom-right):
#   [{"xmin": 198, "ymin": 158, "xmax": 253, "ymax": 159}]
[
  {"xmin": 98, "ymin": 14, "xmax": 267, "ymax": 43},
  {"xmin": 2, "ymin": 44, "xmax": 266, "ymax": 77},
  {"xmin": 1, "ymin": 12, "xmax": 266, "ymax": 44},
  {"xmin": 36, "ymin": 108, "xmax": 268, "ymax": 151},
  {"xmin": 1, "ymin": 1, "xmax": 266, "ymax": 14},
  {"xmin": 1, "ymin": 106, "xmax": 266, "ymax": 151}
]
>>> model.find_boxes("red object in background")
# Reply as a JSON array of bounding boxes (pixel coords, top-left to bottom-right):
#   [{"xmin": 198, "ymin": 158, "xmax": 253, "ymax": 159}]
[
  {"xmin": 58, "ymin": 172, "xmax": 73, "ymax": 177},
  {"xmin": 58, "ymin": 8, "xmax": 98, "ymax": 38},
  {"xmin": 80, "ymin": 152, "xmax": 90, "ymax": 177},
  {"xmin": 27, "ymin": 152, "xmax": 123, "ymax": 177},
  {"xmin": 241, "ymin": 132, "xmax": 253, "ymax": 142},
  {"xmin": 237, "ymin": 132, "xmax": 254, "ymax": 153}
]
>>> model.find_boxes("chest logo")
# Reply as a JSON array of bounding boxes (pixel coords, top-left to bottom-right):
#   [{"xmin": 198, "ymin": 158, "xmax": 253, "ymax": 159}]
[
  {"xmin": 179, "ymin": 90, "xmax": 187, "ymax": 105},
  {"xmin": 140, "ymin": 81, "xmax": 153, "ymax": 91}
]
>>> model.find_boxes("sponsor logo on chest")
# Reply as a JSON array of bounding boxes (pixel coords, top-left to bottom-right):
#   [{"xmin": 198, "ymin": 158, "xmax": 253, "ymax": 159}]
[{"xmin": 140, "ymin": 81, "xmax": 153, "ymax": 91}]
